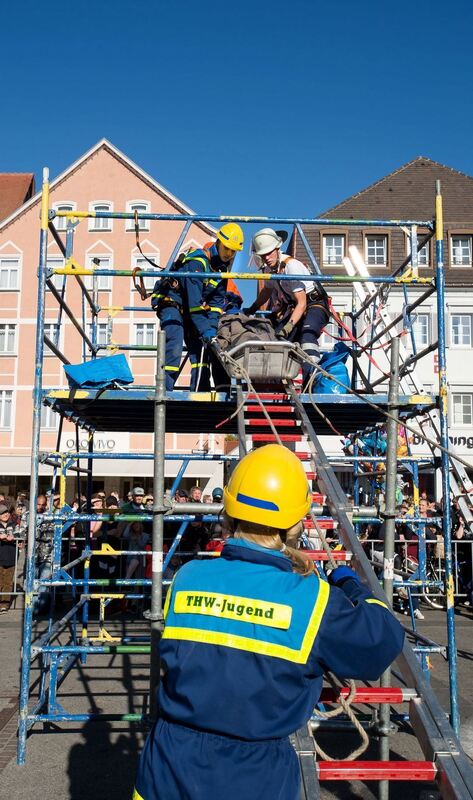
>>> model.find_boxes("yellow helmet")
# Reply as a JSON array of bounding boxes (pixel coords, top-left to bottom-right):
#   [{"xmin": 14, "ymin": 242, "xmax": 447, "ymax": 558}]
[
  {"xmin": 217, "ymin": 222, "xmax": 244, "ymax": 252},
  {"xmin": 224, "ymin": 444, "xmax": 311, "ymax": 529}
]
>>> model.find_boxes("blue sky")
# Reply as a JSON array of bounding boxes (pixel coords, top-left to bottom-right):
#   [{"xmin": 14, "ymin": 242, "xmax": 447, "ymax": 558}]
[
  {"xmin": 2, "ymin": 0, "xmax": 473, "ymax": 300},
  {"xmin": 3, "ymin": 0, "xmax": 473, "ymax": 218}
]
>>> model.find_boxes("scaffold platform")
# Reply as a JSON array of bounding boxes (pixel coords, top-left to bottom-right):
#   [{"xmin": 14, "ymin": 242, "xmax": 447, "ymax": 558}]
[{"xmin": 43, "ymin": 388, "xmax": 437, "ymax": 435}]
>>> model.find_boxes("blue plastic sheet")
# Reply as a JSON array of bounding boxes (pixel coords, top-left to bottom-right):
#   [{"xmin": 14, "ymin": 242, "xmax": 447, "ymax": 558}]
[{"xmin": 64, "ymin": 354, "xmax": 133, "ymax": 390}]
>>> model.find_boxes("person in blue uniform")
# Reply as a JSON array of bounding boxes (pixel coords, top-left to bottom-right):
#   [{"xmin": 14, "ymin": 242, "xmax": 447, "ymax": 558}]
[
  {"xmin": 133, "ymin": 444, "xmax": 404, "ymax": 800},
  {"xmin": 151, "ymin": 223, "xmax": 244, "ymax": 391}
]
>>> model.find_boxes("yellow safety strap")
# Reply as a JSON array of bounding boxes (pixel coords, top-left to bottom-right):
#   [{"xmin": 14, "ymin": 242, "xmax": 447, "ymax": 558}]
[
  {"xmin": 164, "ymin": 365, "xmax": 179, "ymax": 372},
  {"xmin": 191, "ymin": 362, "xmax": 209, "ymax": 369},
  {"xmin": 208, "ymin": 306, "xmax": 223, "ymax": 313}
]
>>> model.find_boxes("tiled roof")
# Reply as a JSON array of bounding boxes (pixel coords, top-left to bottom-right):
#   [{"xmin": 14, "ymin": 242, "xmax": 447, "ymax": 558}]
[
  {"xmin": 0, "ymin": 173, "xmax": 35, "ymax": 221},
  {"xmin": 318, "ymin": 157, "xmax": 473, "ymax": 221}
]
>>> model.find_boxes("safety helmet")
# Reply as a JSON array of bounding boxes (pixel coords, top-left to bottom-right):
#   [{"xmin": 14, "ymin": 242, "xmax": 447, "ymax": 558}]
[
  {"xmin": 212, "ymin": 487, "xmax": 223, "ymax": 501},
  {"xmin": 224, "ymin": 444, "xmax": 311, "ymax": 529},
  {"xmin": 217, "ymin": 223, "xmax": 244, "ymax": 252},
  {"xmin": 251, "ymin": 228, "xmax": 284, "ymax": 257}
]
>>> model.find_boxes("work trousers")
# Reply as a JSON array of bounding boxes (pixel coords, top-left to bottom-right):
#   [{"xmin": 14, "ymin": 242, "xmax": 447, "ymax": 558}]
[
  {"xmin": 34, "ymin": 559, "xmax": 52, "ymax": 617},
  {"xmin": 0, "ymin": 565, "xmax": 15, "ymax": 610},
  {"xmin": 134, "ymin": 718, "xmax": 300, "ymax": 800},
  {"xmin": 158, "ymin": 306, "xmax": 216, "ymax": 392},
  {"xmin": 282, "ymin": 305, "xmax": 329, "ymax": 385}
]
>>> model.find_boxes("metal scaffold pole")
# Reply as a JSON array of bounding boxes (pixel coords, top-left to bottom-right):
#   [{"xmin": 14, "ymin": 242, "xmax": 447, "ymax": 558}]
[
  {"xmin": 18, "ymin": 168, "xmax": 50, "ymax": 764},
  {"xmin": 149, "ymin": 330, "xmax": 166, "ymax": 720},
  {"xmin": 378, "ymin": 336, "xmax": 400, "ymax": 800},
  {"xmin": 435, "ymin": 181, "xmax": 459, "ymax": 734}
]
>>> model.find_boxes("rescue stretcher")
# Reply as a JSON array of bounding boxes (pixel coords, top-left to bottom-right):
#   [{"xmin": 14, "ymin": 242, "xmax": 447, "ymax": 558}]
[{"xmin": 222, "ymin": 340, "xmax": 302, "ymax": 383}]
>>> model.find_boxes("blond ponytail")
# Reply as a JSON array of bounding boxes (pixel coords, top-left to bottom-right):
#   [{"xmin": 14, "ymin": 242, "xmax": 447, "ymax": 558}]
[{"xmin": 234, "ymin": 520, "xmax": 314, "ymax": 577}]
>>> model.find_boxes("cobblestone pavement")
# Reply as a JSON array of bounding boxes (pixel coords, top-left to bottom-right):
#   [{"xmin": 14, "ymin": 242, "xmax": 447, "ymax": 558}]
[{"xmin": 0, "ymin": 603, "xmax": 472, "ymax": 799}]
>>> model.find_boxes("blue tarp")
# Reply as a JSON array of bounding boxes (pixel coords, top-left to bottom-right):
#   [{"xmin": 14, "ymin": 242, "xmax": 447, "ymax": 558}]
[
  {"xmin": 314, "ymin": 342, "xmax": 351, "ymax": 394},
  {"xmin": 64, "ymin": 354, "xmax": 134, "ymax": 390}
]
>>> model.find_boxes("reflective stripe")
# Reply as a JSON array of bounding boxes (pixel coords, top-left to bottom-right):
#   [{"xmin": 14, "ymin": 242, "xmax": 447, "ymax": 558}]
[
  {"xmin": 164, "ymin": 365, "xmax": 179, "ymax": 372},
  {"xmin": 163, "ymin": 579, "xmax": 330, "ymax": 664},
  {"xmin": 182, "ymin": 256, "xmax": 209, "ymax": 271},
  {"xmin": 174, "ymin": 591, "xmax": 292, "ymax": 629},
  {"xmin": 208, "ymin": 306, "xmax": 223, "ymax": 313},
  {"xmin": 208, "ymin": 278, "xmax": 219, "ymax": 287},
  {"xmin": 365, "ymin": 598, "xmax": 389, "ymax": 609},
  {"xmin": 189, "ymin": 305, "xmax": 206, "ymax": 313},
  {"xmin": 191, "ymin": 362, "xmax": 209, "ymax": 369},
  {"xmin": 132, "ymin": 789, "xmax": 144, "ymax": 800}
]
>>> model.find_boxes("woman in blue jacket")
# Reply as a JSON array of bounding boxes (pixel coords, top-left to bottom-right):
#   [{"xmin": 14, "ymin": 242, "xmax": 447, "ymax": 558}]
[{"xmin": 133, "ymin": 444, "xmax": 404, "ymax": 800}]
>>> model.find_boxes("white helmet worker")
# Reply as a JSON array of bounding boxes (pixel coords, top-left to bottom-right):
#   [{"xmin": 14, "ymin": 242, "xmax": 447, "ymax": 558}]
[{"xmin": 251, "ymin": 228, "xmax": 284, "ymax": 256}]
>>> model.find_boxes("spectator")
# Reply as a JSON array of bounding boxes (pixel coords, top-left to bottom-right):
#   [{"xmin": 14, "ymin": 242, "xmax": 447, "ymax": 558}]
[
  {"xmin": 33, "ymin": 494, "xmax": 55, "ymax": 617},
  {"xmin": 189, "ymin": 486, "xmax": 202, "ymax": 503},
  {"xmin": 0, "ymin": 503, "xmax": 18, "ymax": 613},
  {"xmin": 121, "ymin": 487, "xmax": 146, "ymax": 514},
  {"xmin": 202, "ymin": 494, "xmax": 212, "ymax": 504}
]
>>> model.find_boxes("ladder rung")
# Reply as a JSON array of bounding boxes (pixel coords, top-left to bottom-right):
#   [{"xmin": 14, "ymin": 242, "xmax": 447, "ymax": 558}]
[
  {"xmin": 246, "ymin": 419, "xmax": 300, "ymax": 427},
  {"xmin": 317, "ymin": 761, "xmax": 437, "ymax": 782},
  {"xmin": 245, "ymin": 405, "xmax": 294, "ymax": 413},
  {"xmin": 246, "ymin": 393, "xmax": 288, "ymax": 400},
  {"xmin": 302, "ymin": 550, "xmax": 348, "ymax": 561},
  {"xmin": 251, "ymin": 434, "xmax": 302, "ymax": 442},
  {"xmin": 318, "ymin": 687, "xmax": 417, "ymax": 704}
]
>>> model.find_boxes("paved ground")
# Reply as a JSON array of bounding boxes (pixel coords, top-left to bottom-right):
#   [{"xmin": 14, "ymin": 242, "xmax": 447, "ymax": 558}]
[{"xmin": 0, "ymin": 602, "xmax": 472, "ymax": 800}]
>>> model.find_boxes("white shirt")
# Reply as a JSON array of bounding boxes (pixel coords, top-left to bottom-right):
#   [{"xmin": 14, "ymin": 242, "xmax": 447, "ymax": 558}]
[{"xmin": 279, "ymin": 256, "xmax": 315, "ymax": 295}]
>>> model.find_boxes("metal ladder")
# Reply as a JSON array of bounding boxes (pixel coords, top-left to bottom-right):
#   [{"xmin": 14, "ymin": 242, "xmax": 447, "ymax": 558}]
[
  {"xmin": 344, "ymin": 246, "xmax": 473, "ymax": 533},
  {"xmin": 236, "ymin": 372, "xmax": 473, "ymax": 800}
]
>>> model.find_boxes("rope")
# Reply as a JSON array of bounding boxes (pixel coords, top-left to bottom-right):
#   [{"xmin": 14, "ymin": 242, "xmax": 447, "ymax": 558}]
[
  {"xmin": 293, "ymin": 343, "xmax": 473, "ymax": 473},
  {"xmin": 213, "ymin": 347, "xmax": 283, "ymax": 445}
]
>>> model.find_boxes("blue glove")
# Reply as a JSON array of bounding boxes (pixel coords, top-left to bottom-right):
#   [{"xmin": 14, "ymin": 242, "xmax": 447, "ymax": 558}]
[
  {"xmin": 328, "ymin": 566, "xmax": 360, "ymax": 586},
  {"xmin": 201, "ymin": 331, "xmax": 216, "ymax": 345}
]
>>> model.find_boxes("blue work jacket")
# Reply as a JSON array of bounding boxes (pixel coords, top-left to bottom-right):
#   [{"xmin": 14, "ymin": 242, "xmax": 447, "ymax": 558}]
[
  {"xmin": 158, "ymin": 537, "xmax": 405, "ymax": 741},
  {"xmin": 151, "ymin": 244, "xmax": 228, "ymax": 337}
]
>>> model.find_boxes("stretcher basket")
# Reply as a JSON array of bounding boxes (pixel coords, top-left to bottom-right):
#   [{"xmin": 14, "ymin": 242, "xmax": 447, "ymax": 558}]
[{"xmin": 223, "ymin": 340, "xmax": 302, "ymax": 383}]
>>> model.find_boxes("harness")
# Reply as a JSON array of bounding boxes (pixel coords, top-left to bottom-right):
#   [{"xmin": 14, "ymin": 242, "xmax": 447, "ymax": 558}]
[{"xmin": 272, "ymin": 256, "xmax": 330, "ymax": 321}]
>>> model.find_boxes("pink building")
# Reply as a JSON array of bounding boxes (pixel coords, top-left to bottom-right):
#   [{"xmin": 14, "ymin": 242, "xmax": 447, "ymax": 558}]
[{"xmin": 0, "ymin": 140, "xmax": 228, "ymax": 498}]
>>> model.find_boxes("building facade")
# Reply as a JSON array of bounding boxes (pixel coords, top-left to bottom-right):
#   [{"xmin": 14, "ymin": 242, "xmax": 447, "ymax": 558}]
[
  {"xmin": 0, "ymin": 140, "xmax": 228, "ymax": 499},
  {"xmin": 294, "ymin": 156, "xmax": 473, "ymax": 483}
]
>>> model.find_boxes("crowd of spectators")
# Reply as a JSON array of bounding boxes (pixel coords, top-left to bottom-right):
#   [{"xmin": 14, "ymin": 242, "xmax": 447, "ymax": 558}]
[
  {"xmin": 0, "ymin": 485, "xmax": 472, "ymax": 618},
  {"xmin": 0, "ymin": 484, "xmax": 230, "ymax": 616}
]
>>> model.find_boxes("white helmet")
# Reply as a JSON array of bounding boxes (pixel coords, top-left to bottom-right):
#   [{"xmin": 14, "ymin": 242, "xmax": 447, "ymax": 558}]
[{"xmin": 251, "ymin": 228, "xmax": 284, "ymax": 257}]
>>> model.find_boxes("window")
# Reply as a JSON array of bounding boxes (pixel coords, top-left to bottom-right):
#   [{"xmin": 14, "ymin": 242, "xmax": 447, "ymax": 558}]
[
  {"xmin": 453, "ymin": 393, "xmax": 473, "ymax": 426},
  {"xmin": 319, "ymin": 320, "xmax": 339, "ymax": 349},
  {"xmin": 84, "ymin": 255, "xmax": 112, "ymax": 291},
  {"xmin": 54, "ymin": 203, "xmax": 75, "ymax": 232},
  {"xmin": 0, "ymin": 324, "xmax": 16, "ymax": 354},
  {"xmin": 134, "ymin": 323, "xmax": 156, "ymax": 351},
  {"xmin": 0, "ymin": 390, "xmax": 12, "ymax": 428},
  {"xmin": 87, "ymin": 323, "xmax": 109, "ymax": 346},
  {"xmin": 451, "ymin": 314, "xmax": 472, "ymax": 347},
  {"xmin": 126, "ymin": 201, "xmax": 150, "ymax": 231},
  {"xmin": 410, "ymin": 313, "xmax": 430, "ymax": 348},
  {"xmin": 0, "ymin": 257, "xmax": 20, "ymax": 290},
  {"xmin": 89, "ymin": 202, "xmax": 113, "ymax": 232},
  {"xmin": 41, "ymin": 403, "xmax": 58, "ymax": 429},
  {"xmin": 46, "ymin": 257, "xmax": 65, "ymax": 291},
  {"xmin": 323, "ymin": 235, "xmax": 345, "ymax": 266},
  {"xmin": 451, "ymin": 236, "xmax": 472, "ymax": 267},
  {"xmin": 43, "ymin": 323, "xmax": 60, "ymax": 356},
  {"xmin": 365, "ymin": 235, "xmax": 388, "ymax": 266},
  {"xmin": 132, "ymin": 255, "xmax": 159, "ymax": 292},
  {"xmin": 407, "ymin": 236, "xmax": 430, "ymax": 267}
]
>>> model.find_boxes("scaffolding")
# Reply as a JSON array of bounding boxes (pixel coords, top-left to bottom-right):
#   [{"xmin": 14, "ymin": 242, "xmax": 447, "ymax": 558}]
[{"xmin": 17, "ymin": 168, "xmax": 473, "ymax": 797}]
